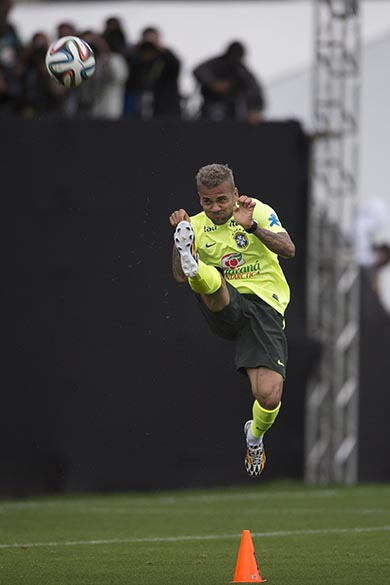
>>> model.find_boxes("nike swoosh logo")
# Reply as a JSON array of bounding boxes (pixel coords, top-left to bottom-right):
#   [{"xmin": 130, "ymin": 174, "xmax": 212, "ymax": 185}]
[
  {"xmin": 205, "ymin": 243, "xmax": 216, "ymax": 248},
  {"xmin": 277, "ymin": 359, "xmax": 285, "ymax": 367}
]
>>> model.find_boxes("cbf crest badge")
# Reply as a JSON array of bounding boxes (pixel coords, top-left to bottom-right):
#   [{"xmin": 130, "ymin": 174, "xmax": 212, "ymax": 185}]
[{"xmin": 233, "ymin": 229, "xmax": 249, "ymax": 249}]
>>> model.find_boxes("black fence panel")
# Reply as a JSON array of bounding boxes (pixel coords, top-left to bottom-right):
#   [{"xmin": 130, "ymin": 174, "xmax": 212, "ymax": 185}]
[
  {"xmin": 358, "ymin": 272, "xmax": 390, "ymax": 482},
  {"xmin": 1, "ymin": 118, "xmax": 315, "ymax": 495}
]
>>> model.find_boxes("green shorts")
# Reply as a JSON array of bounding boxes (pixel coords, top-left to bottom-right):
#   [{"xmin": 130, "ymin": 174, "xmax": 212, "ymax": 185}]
[{"xmin": 197, "ymin": 282, "xmax": 288, "ymax": 378}]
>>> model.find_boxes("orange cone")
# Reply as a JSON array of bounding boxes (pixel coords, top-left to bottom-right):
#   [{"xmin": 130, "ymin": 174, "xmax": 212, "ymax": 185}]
[{"xmin": 231, "ymin": 530, "xmax": 266, "ymax": 583}]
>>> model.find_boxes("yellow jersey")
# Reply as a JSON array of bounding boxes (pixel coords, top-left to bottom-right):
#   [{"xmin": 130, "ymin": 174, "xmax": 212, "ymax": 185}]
[{"xmin": 190, "ymin": 198, "xmax": 291, "ymax": 316}]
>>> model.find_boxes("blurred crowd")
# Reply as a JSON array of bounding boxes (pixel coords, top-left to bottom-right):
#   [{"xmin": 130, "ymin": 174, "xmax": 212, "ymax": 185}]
[{"xmin": 0, "ymin": 1, "xmax": 266, "ymax": 122}]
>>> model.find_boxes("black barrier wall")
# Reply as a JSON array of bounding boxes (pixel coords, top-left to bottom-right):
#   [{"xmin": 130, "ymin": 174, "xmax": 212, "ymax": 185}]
[
  {"xmin": 358, "ymin": 272, "xmax": 390, "ymax": 482},
  {"xmin": 1, "ymin": 118, "xmax": 314, "ymax": 495}
]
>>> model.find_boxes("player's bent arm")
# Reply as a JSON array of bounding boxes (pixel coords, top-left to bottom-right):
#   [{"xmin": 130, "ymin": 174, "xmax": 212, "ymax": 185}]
[
  {"xmin": 255, "ymin": 227, "xmax": 296, "ymax": 258},
  {"xmin": 169, "ymin": 208, "xmax": 191, "ymax": 227},
  {"xmin": 172, "ymin": 246, "xmax": 188, "ymax": 282}
]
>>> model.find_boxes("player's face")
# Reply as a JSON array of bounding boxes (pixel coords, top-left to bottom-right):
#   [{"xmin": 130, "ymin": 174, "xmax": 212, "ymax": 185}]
[{"xmin": 198, "ymin": 181, "xmax": 238, "ymax": 225}]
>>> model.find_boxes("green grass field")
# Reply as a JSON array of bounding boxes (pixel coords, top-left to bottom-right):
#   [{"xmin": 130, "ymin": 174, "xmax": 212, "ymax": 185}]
[{"xmin": 0, "ymin": 482, "xmax": 389, "ymax": 584}]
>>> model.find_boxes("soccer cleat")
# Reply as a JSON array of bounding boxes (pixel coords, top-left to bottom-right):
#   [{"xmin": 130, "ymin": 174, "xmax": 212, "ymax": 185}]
[
  {"xmin": 174, "ymin": 220, "xmax": 199, "ymax": 278},
  {"xmin": 244, "ymin": 420, "xmax": 266, "ymax": 478}
]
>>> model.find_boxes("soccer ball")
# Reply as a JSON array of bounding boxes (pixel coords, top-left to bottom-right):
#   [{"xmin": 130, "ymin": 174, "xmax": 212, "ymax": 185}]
[{"xmin": 45, "ymin": 35, "xmax": 96, "ymax": 88}]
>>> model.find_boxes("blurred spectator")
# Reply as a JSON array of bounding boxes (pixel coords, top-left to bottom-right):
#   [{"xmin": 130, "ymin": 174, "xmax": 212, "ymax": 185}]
[
  {"xmin": 353, "ymin": 198, "xmax": 390, "ymax": 267},
  {"xmin": 102, "ymin": 16, "xmax": 132, "ymax": 57},
  {"xmin": 56, "ymin": 21, "xmax": 78, "ymax": 40},
  {"xmin": 124, "ymin": 25, "xmax": 182, "ymax": 119},
  {"xmin": 97, "ymin": 26, "xmax": 129, "ymax": 118},
  {"xmin": 364, "ymin": 242, "xmax": 390, "ymax": 300},
  {"xmin": 65, "ymin": 30, "xmax": 128, "ymax": 119},
  {"xmin": 18, "ymin": 31, "xmax": 67, "ymax": 118},
  {"xmin": 0, "ymin": 0, "xmax": 23, "ymax": 114},
  {"xmin": 141, "ymin": 26, "xmax": 162, "ymax": 45},
  {"xmin": 352, "ymin": 197, "xmax": 390, "ymax": 307},
  {"xmin": 192, "ymin": 40, "xmax": 266, "ymax": 123}
]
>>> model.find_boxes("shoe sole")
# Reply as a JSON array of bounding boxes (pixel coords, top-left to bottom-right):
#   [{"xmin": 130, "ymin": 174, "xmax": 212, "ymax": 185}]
[{"xmin": 174, "ymin": 221, "xmax": 198, "ymax": 278}]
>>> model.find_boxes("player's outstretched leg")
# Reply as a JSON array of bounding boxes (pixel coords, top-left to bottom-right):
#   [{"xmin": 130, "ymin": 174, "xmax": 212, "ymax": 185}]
[
  {"xmin": 244, "ymin": 420, "xmax": 266, "ymax": 478},
  {"xmin": 174, "ymin": 220, "xmax": 199, "ymax": 278}
]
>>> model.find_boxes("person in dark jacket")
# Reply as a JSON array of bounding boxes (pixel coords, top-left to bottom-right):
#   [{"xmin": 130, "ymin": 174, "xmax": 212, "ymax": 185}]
[
  {"xmin": 0, "ymin": 0, "xmax": 23, "ymax": 114},
  {"xmin": 193, "ymin": 40, "xmax": 266, "ymax": 123},
  {"xmin": 124, "ymin": 26, "xmax": 182, "ymax": 119}
]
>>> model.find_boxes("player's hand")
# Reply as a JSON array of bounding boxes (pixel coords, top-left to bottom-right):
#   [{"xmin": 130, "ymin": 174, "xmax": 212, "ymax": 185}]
[
  {"xmin": 233, "ymin": 196, "xmax": 256, "ymax": 230},
  {"xmin": 169, "ymin": 208, "xmax": 191, "ymax": 228},
  {"xmin": 211, "ymin": 80, "xmax": 231, "ymax": 94}
]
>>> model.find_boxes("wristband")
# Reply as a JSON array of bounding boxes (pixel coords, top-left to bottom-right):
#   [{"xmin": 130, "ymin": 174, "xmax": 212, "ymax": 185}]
[{"xmin": 245, "ymin": 220, "xmax": 258, "ymax": 234}]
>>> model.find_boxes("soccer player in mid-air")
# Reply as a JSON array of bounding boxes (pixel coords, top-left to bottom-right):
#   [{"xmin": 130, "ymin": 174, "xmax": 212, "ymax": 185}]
[{"xmin": 169, "ymin": 163, "xmax": 295, "ymax": 477}]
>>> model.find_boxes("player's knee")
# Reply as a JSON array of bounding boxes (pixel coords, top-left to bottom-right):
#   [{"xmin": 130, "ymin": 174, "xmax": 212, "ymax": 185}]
[
  {"xmin": 201, "ymin": 281, "xmax": 230, "ymax": 312},
  {"xmin": 252, "ymin": 379, "xmax": 283, "ymax": 410},
  {"xmin": 257, "ymin": 394, "xmax": 281, "ymax": 410}
]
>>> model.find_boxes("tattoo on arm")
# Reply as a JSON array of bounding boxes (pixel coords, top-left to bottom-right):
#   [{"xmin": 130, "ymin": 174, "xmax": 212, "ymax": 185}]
[{"xmin": 254, "ymin": 228, "xmax": 296, "ymax": 258}]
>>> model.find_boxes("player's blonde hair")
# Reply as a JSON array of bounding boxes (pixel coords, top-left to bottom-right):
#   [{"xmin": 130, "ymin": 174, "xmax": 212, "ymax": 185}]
[{"xmin": 196, "ymin": 164, "xmax": 235, "ymax": 190}]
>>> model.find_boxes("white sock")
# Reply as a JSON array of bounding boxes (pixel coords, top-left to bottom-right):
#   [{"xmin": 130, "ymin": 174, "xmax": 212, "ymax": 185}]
[{"xmin": 247, "ymin": 424, "xmax": 263, "ymax": 445}]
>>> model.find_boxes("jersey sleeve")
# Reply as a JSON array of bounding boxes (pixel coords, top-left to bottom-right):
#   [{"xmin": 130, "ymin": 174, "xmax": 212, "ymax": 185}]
[{"xmin": 253, "ymin": 201, "xmax": 287, "ymax": 233}]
